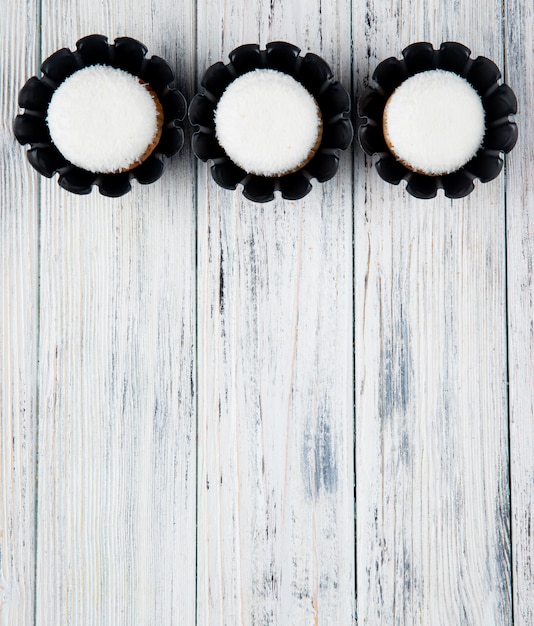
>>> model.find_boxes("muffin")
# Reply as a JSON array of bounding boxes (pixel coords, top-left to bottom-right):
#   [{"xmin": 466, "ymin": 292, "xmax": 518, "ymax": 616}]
[
  {"xmin": 189, "ymin": 41, "xmax": 353, "ymax": 202},
  {"xmin": 13, "ymin": 35, "xmax": 186, "ymax": 197},
  {"xmin": 45, "ymin": 64, "xmax": 164, "ymax": 175},
  {"xmin": 358, "ymin": 42, "xmax": 518, "ymax": 199},
  {"xmin": 382, "ymin": 69, "xmax": 485, "ymax": 176},
  {"xmin": 214, "ymin": 68, "xmax": 323, "ymax": 177}
]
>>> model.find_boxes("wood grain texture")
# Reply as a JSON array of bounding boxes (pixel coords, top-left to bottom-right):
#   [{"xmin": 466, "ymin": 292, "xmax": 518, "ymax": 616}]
[
  {"xmin": 35, "ymin": 4, "xmax": 197, "ymax": 625},
  {"xmin": 0, "ymin": 3, "xmax": 39, "ymax": 625},
  {"xmin": 353, "ymin": 1, "xmax": 512, "ymax": 624},
  {"xmin": 195, "ymin": 3, "xmax": 355, "ymax": 624},
  {"xmin": 505, "ymin": 0, "xmax": 534, "ymax": 623},
  {"xmin": 4, "ymin": 0, "xmax": 534, "ymax": 624}
]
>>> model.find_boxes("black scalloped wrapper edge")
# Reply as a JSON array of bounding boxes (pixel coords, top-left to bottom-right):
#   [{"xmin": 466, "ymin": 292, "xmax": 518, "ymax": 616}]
[
  {"xmin": 358, "ymin": 41, "xmax": 518, "ymax": 199},
  {"xmin": 13, "ymin": 34, "xmax": 187, "ymax": 197},
  {"xmin": 189, "ymin": 41, "xmax": 353, "ymax": 202}
]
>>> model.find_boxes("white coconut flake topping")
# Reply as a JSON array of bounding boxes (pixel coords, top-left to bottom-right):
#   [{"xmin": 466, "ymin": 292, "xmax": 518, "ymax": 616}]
[
  {"xmin": 384, "ymin": 69, "xmax": 485, "ymax": 175},
  {"xmin": 47, "ymin": 65, "xmax": 159, "ymax": 173},
  {"xmin": 214, "ymin": 69, "xmax": 322, "ymax": 177}
]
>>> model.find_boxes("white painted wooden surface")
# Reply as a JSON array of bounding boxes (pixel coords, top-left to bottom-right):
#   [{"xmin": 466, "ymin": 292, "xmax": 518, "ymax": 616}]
[
  {"xmin": 196, "ymin": 1, "xmax": 355, "ymax": 623},
  {"xmin": 353, "ymin": 3, "xmax": 512, "ymax": 625},
  {"xmin": 1, "ymin": 0, "xmax": 533, "ymax": 625},
  {"xmin": 506, "ymin": 0, "xmax": 534, "ymax": 623},
  {"xmin": 0, "ymin": 2, "xmax": 39, "ymax": 625},
  {"xmin": 36, "ymin": 2, "xmax": 197, "ymax": 625}
]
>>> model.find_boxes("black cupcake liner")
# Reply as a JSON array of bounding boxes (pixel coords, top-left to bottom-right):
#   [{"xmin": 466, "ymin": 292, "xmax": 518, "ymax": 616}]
[
  {"xmin": 13, "ymin": 34, "xmax": 187, "ymax": 197},
  {"xmin": 358, "ymin": 42, "xmax": 518, "ymax": 199},
  {"xmin": 189, "ymin": 42, "xmax": 353, "ymax": 202}
]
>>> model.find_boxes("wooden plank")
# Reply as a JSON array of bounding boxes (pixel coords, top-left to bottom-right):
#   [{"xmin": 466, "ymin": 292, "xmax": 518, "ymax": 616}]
[
  {"xmin": 0, "ymin": 3, "xmax": 40, "ymax": 625},
  {"xmin": 36, "ymin": 4, "xmax": 197, "ymax": 624},
  {"xmin": 505, "ymin": 0, "xmax": 534, "ymax": 622},
  {"xmin": 353, "ymin": 3, "xmax": 512, "ymax": 624},
  {"xmin": 195, "ymin": 5, "xmax": 355, "ymax": 625}
]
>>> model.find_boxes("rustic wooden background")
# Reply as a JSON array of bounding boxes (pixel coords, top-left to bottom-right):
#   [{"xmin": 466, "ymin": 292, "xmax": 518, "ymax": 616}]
[{"xmin": 1, "ymin": 0, "xmax": 533, "ymax": 623}]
